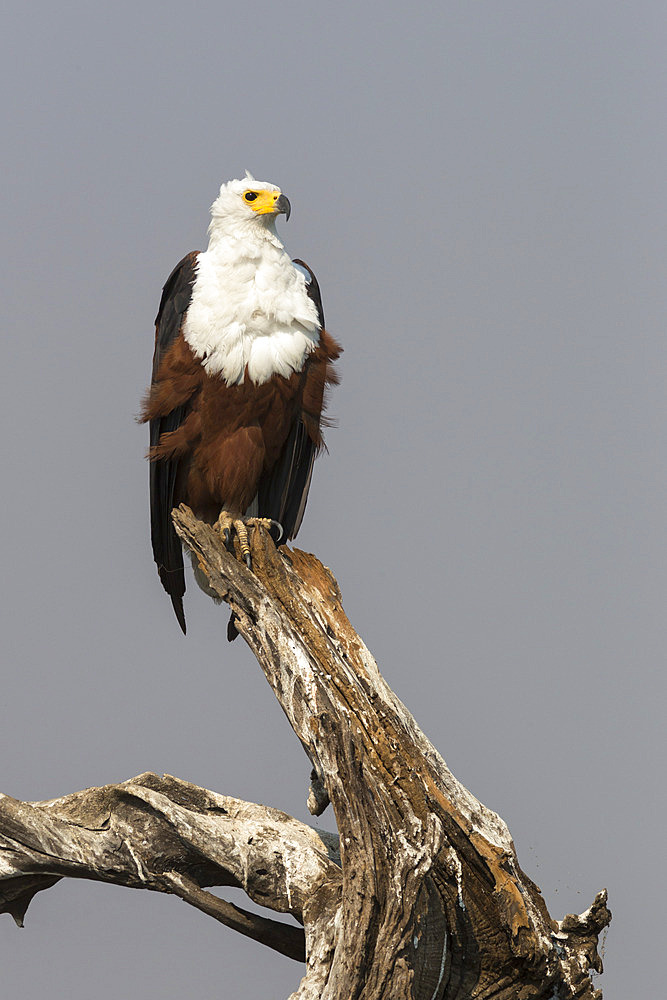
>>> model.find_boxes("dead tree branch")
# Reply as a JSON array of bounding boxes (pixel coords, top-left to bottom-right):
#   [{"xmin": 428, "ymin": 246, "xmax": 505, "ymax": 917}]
[
  {"xmin": 0, "ymin": 508, "xmax": 610, "ymax": 999},
  {"xmin": 0, "ymin": 773, "xmax": 339, "ymax": 961}
]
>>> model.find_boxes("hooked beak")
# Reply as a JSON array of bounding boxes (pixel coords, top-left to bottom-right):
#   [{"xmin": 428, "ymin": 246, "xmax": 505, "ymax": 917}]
[{"xmin": 275, "ymin": 194, "xmax": 291, "ymax": 221}]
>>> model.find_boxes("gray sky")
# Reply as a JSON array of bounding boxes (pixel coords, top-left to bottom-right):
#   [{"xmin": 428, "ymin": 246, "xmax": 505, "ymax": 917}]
[{"xmin": 1, "ymin": 2, "xmax": 664, "ymax": 997}]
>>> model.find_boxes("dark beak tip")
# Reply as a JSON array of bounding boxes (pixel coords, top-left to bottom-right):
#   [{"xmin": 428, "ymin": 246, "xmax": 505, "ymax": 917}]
[{"xmin": 276, "ymin": 194, "xmax": 291, "ymax": 221}]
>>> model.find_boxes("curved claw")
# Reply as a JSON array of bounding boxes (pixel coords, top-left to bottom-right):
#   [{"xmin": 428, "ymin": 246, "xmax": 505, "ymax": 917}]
[
  {"xmin": 244, "ymin": 552, "xmax": 252, "ymax": 569},
  {"xmin": 222, "ymin": 528, "xmax": 231, "ymax": 547},
  {"xmin": 269, "ymin": 519, "xmax": 284, "ymax": 543}
]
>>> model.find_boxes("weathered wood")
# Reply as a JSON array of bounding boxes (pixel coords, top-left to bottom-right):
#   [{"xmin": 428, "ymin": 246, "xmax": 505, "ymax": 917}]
[
  {"xmin": 0, "ymin": 773, "xmax": 339, "ymax": 962},
  {"xmin": 0, "ymin": 509, "xmax": 610, "ymax": 999},
  {"xmin": 170, "ymin": 507, "xmax": 611, "ymax": 999}
]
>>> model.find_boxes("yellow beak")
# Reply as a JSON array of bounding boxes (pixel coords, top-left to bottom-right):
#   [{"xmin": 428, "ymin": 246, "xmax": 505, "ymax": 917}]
[{"xmin": 250, "ymin": 190, "xmax": 291, "ymax": 220}]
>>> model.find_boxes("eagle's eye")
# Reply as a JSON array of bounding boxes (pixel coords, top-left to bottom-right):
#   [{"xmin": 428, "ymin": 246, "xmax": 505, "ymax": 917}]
[{"xmin": 244, "ymin": 192, "xmax": 258, "ymax": 202}]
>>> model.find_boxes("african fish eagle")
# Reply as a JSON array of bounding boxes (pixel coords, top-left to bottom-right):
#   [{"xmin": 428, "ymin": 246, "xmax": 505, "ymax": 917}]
[{"xmin": 141, "ymin": 174, "xmax": 341, "ymax": 634}]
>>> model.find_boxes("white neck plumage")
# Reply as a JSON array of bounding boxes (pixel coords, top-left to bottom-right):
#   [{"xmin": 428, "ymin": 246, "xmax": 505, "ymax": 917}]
[{"xmin": 206, "ymin": 214, "xmax": 282, "ymax": 251}]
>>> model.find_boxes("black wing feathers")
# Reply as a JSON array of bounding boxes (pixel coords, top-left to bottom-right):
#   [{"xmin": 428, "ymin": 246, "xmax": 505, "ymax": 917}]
[
  {"xmin": 293, "ymin": 258, "xmax": 325, "ymax": 328},
  {"xmin": 149, "ymin": 252, "xmax": 198, "ymax": 633},
  {"xmin": 257, "ymin": 417, "xmax": 314, "ymax": 539}
]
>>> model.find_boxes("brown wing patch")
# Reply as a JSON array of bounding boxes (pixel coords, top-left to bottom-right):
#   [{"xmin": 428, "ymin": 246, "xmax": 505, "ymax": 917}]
[
  {"xmin": 301, "ymin": 329, "xmax": 342, "ymax": 448},
  {"xmin": 148, "ymin": 410, "xmax": 202, "ymax": 461},
  {"xmin": 140, "ymin": 334, "xmax": 203, "ymax": 424}
]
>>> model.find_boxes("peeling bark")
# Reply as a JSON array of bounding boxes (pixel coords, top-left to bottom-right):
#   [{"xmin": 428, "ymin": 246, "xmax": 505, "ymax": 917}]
[{"xmin": 0, "ymin": 508, "xmax": 610, "ymax": 999}]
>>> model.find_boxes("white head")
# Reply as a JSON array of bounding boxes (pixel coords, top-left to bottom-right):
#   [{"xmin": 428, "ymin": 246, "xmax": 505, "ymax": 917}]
[{"xmin": 209, "ymin": 171, "xmax": 291, "ymax": 241}]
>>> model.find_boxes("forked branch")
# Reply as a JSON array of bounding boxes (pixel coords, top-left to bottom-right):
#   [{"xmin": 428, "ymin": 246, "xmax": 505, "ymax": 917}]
[{"xmin": 0, "ymin": 508, "xmax": 610, "ymax": 999}]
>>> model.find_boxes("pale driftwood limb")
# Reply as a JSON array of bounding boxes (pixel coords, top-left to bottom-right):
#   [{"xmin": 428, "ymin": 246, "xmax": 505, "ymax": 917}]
[
  {"xmin": 0, "ymin": 773, "xmax": 339, "ymax": 962},
  {"xmin": 0, "ymin": 508, "xmax": 611, "ymax": 999}
]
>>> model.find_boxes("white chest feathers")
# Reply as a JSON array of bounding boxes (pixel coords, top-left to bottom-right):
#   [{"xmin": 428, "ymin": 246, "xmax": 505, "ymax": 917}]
[{"xmin": 183, "ymin": 236, "xmax": 321, "ymax": 386}]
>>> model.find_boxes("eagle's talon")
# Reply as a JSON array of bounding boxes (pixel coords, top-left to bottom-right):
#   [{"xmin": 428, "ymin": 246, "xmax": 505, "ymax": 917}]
[
  {"xmin": 269, "ymin": 519, "xmax": 284, "ymax": 543},
  {"xmin": 216, "ymin": 512, "xmax": 276, "ymax": 571},
  {"xmin": 234, "ymin": 518, "xmax": 251, "ymax": 565},
  {"xmin": 247, "ymin": 517, "xmax": 283, "ymax": 542}
]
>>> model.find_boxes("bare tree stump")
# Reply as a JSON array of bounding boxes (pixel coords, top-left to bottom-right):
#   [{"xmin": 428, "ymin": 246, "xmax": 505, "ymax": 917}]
[{"xmin": 0, "ymin": 507, "xmax": 610, "ymax": 999}]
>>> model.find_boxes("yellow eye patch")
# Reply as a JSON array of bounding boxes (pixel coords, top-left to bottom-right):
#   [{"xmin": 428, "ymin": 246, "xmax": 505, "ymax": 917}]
[{"xmin": 243, "ymin": 188, "xmax": 281, "ymax": 215}]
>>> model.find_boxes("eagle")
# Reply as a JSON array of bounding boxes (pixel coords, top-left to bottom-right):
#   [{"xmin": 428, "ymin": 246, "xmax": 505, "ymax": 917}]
[{"xmin": 141, "ymin": 174, "xmax": 341, "ymax": 634}]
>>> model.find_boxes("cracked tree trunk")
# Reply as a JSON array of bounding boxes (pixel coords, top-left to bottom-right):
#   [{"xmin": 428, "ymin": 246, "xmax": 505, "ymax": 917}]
[{"xmin": 0, "ymin": 507, "xmax": 610, "ymax": 999}]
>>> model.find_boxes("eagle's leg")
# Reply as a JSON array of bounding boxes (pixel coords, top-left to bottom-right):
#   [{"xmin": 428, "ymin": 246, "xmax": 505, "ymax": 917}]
[{"xmin": 215, "ymin": 512, "xmax": 282, "ymax": 569}]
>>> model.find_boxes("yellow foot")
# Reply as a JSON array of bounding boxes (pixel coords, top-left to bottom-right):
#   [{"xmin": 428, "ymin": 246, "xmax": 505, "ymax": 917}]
[{"xmin": 215, "ymin": 512, "xmax": 283, "ymax": 569}]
